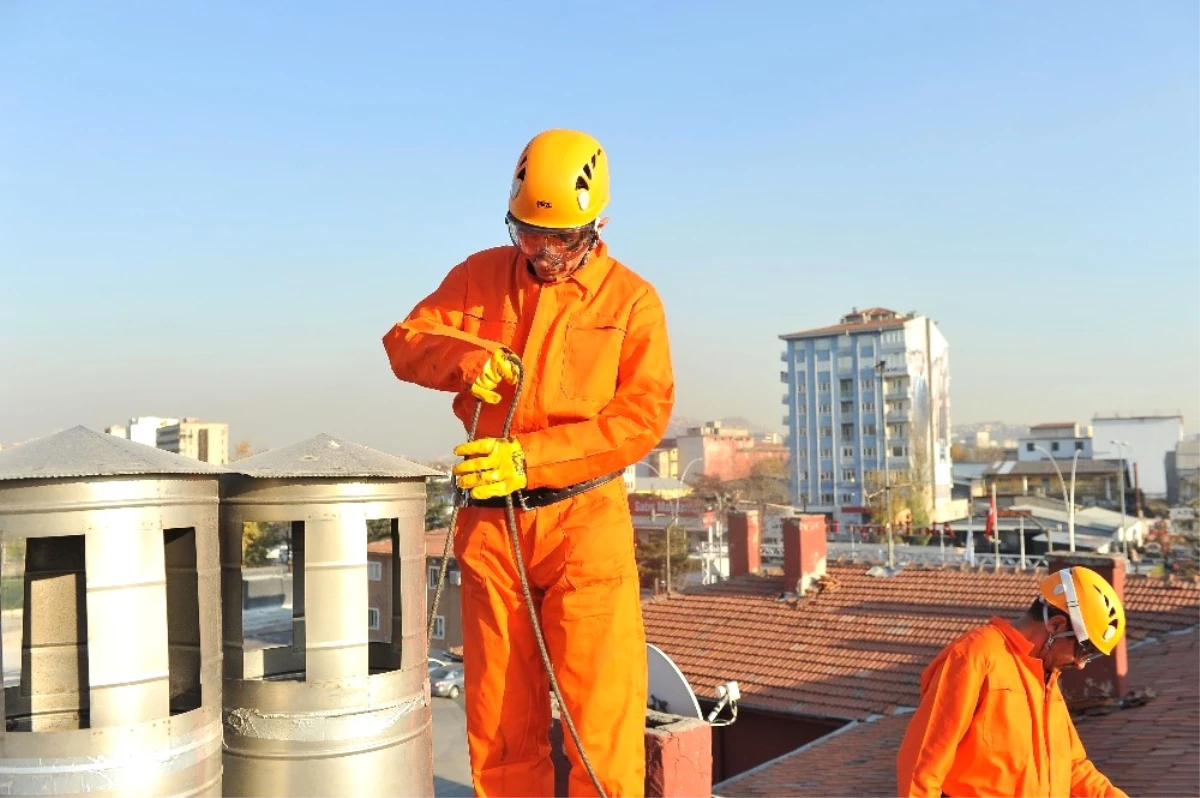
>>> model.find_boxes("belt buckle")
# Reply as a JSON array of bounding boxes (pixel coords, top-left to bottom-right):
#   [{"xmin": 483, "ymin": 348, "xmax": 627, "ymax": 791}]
[{"xmin": 515, "ymin": 489, "xmax": 532, "ymax": 512}]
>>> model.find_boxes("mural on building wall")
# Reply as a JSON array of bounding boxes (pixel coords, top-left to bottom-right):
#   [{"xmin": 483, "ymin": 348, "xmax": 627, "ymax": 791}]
[{"xmin": 930, "ymin": 332, "xmax": 951, "ymax": 466}]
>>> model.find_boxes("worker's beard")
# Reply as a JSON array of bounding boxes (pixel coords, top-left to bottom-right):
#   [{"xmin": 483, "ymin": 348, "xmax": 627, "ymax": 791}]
[{"xmin": 530, "ymin": 251, "xmax": 585, "ymax": 284}]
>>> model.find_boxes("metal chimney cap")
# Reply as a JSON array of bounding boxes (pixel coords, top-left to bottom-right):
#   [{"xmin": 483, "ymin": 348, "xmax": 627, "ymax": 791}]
[
  {"xmin": 227, "ymin": 433, "xmax": 442, "ymax": 479},
  {"xmin": 0, "ymin": 425, "xmax": 231, "ymax": 482}
]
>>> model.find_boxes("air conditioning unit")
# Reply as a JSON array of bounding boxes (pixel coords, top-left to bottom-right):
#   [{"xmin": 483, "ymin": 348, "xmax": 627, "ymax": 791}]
[{"xmin": 449, "ymin": 571, "xmax": 461, "ymax": 586}]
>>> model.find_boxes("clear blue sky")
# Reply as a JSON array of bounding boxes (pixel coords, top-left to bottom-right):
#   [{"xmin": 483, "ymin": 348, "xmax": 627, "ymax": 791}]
[{"xmin": 3, "ymin": 1, "xmax": 1197, "ymax": 460}]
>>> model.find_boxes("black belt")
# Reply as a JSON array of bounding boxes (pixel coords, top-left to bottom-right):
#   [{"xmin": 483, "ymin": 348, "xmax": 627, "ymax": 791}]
[{"xmin": 464, "ymin": 470, "xmax": 623, "ymax": 510}]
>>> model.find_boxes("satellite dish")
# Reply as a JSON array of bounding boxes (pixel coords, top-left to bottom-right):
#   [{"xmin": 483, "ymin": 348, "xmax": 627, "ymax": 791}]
[{"xmin": 646, "ymin": 643, "xmax": 702, "ymax": 719}]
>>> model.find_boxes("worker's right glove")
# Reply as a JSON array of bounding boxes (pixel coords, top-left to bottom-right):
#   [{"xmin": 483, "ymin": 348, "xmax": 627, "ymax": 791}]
[{"xmin": 470, "ymin": 349, "xmax": 521, "ymax": 405}]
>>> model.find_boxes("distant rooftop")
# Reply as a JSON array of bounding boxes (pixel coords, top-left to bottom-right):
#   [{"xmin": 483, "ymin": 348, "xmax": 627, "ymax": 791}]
[{"xmin": 780, "ymin": 308, "xmax": 914, "ymax": 341}]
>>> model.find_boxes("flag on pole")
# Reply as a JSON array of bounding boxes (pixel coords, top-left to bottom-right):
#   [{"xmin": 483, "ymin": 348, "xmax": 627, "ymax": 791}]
[{"xmin": 984, "ymin": 485, "xmax": 998, "ymax": 542}]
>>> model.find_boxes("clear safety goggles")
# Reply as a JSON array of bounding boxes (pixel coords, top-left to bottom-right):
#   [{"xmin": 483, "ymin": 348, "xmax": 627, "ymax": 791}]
[
  {"xmin": 1060, "ymin": 631, "xmax": 1103, "ymax": 666},
  {"xmin": 505, "ymin": 214, "xmax": 595, "ymax": 259},
  {"xmin": 1043, "ymin": 601, "xmax": 1103, "ymax": 666}
]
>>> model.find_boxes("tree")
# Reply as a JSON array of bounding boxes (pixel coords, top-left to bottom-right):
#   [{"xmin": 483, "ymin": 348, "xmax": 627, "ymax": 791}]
[
  {"xmin": 425, "ymin": 478, "xmax": 454, "ymax": 531},
  {"xmin": 242, "ymin": 521, "xmax": 291, "ymax": 567},
  {"xmin": 636, "ymin": 522, "xmax": 698, "ymax": 590},
  {"xmin": 232, "ymin": 441, "xmax": 254, "ymax": 461}
]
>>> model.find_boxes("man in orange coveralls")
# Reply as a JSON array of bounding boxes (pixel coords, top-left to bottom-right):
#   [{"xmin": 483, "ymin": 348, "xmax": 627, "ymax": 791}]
[
  {"xmin": 382, "ymin": 129, "xmax": 674, "ymax": 797},
  {"xmin": 896, "ymin": 565, "xmax": 1128, "ymax": 797}
]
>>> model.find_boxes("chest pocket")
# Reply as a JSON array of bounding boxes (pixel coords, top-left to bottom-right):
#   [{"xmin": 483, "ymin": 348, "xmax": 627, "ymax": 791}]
[
  {"xmin": 561, "ymin": 313, "xmax": 626, "ymax": 403},
  {"xmin": 464, "ymin": 310, "xmax": 517, "ymax": 349},
  {"xmin": 979, "ymin": 679, "xmax": 1032, "ymax": 770}
]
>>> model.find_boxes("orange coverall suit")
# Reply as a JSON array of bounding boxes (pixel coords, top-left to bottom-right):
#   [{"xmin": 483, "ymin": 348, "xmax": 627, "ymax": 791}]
[
  {"xmin": 896, "ymin": 617, "xmax": 1126, "ymax": 798},
  {"xmin": 382, "ymin": 242, "xmax": 674, "ymax": 797}
]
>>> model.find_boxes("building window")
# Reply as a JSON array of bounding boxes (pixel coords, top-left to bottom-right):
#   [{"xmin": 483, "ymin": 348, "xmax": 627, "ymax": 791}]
[
  {"xmin": 861, "ymin": 402, "xmax": 875, "ymax": 413},
  {"xmin": 1051, "ymin": 441, "xmax": 1060, "ymax": 452},
  {"xmin": 1026, "ymin": 443, "xmax": 1035, "ymax": 452},
  {"xmin": 428, "ymin": 565, "xmax": 439, "ymax": 590},
  {"xmin": 820, "ymin": 493, "xmax": 834, "ymax": 504},
  {"xmin": 820, "ymin": 448, "xmax": 833, "ymax": 459},
  {"xmin": 864, "ymin": 447, "xmax": 877, "ymax": 457},
  {"xmin": 841, "ymin": 493, "xmax": 855, "ymax": 504},
  {"xmin": 864, "ymin": 424, "xmax": 877, "ymax": 436},
  {"xmin": 1075, "ymin": 441, "xmax": 1084, "ymax": 451},
  {"xmin": 819, "ymin": 404, "xmax": 831, "ymax": 415},
  {"xmin": 842, "ymin": 469, "xmax": 857, "ymax": 482},
  {"xmin": 819, "ymin": 381, "xmax": 831, "ymax": 393},
  {"xmin": 431, "ymin": 616, "xmax": 446, "ymax": 640},
  {"xmin": 840, "ymin": 401, "xmax": 853, "ymax": 415},
  {"xmin": 368, "ymin": 561, "xmax": 382, "ymax": 582},
  {"xmin": 840, "ymin": 379, "xmax": 853, "ymax": 393},
  {"xmin": 892, "ymin": 445, "xmax": 907, "ymax": 457},
  {"xmin": 860, "ymin": 378, "xmax": 874, "ymax": 391},
  {"xmin": 841, "ymin": 447, "xmax": 855, "ymax": 458},
  {"xmin": 368, "ymin": 607, "xmax": 381, "ymax": 631},
  {"xmin": 820, "ymin": 470, "xmax": 833, "ymax": 481},
  {"xmin": 821, "ymin": 426, "xmax": 832, "ymax": 438},
  {"xmin": 841, "ymin": 423, "xmax": 854, "ymax": 437}
]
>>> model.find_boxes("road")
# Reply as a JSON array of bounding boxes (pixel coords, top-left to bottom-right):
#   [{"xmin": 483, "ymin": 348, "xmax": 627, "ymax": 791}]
[{"xmin": 432, "ymin": 693, "xmax": 473, "ymax": 797}]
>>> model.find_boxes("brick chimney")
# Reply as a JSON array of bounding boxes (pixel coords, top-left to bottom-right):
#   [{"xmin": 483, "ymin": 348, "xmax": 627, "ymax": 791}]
[
  {"xmin": 1046, "ymin": 552, "xmax": 1127, "ymax": 707},
  {"xmin": 782, "ymin": 515, "xmax": 827, "ymax": 595},
  {"xmin": 727, "ymin": 510, "xmax": 761, "ymax": 577}
]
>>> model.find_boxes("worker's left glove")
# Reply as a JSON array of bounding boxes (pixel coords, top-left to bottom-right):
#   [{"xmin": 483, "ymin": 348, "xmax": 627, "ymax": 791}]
[{"xmin": 453, "ymin": 437, "xmax": 528, "ymax": 500}]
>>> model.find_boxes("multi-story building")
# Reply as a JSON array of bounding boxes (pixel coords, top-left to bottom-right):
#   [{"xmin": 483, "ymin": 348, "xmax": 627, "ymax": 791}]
[
  {"xmin": 1173, "ymin": 434, "xmax": 1200, "ymax": 506},
  {"xmin": 156, "ymin": 418, "xmax": 229, "ymax": 465},
  {"xmin": 780, "ymin": 307, "xmax": 954, "ymax": 524},
  {"xmin": 1017, "ymin": 422, "xmax": 1094, "ymax": 461},
  {"xmin": 1091, "ymin": 414, "xmax": 1184, "ymax": 499},
  {"xmin": 127, "ymin": 416, "xmax": 179, "ymax": 447},
  {"xmin": 674, "ymin": 421, "xmax": 788, "ymax": 482}
]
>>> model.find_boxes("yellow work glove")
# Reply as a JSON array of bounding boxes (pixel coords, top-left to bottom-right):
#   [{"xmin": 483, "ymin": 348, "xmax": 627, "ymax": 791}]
[
  {"xmin": 470, "ymin": 348, "xmax": 521, "ymax": 405},
  {"xmin": 452, "ymin": 437, "xmax": 528, "ymax": 500}
]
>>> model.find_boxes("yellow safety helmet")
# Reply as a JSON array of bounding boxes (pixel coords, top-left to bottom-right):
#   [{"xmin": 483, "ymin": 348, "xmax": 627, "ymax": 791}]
[
  {"xmin": 1039, "ymin": 566, "xmax": 1126, "ymax": 656},
  {"xmin": 508, "ymin": 129, "xmax": 609, "ymax": 230}
]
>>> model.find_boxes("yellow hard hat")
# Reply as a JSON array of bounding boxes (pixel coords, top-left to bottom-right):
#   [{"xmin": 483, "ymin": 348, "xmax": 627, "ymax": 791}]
[
  {"xmin": 508, "ymin": 129, "xmax": 609, "ymax": 230},
  {"xmin": 1039, "ymin": 566, "xmax": 1126, "ymax": 656}
]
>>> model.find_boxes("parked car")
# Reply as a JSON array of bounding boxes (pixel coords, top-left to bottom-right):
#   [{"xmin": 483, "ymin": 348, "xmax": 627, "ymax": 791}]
[
  {"xmin": 429, "ymin": 665, "xmax": 465, "ymax": 699},
  {"xmin": 428, "ymin": 657, "xmax": 451, "ymax": 673}
]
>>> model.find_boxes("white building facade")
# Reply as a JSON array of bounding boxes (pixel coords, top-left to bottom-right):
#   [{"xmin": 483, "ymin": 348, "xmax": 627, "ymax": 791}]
[
  {"xmin": 1018, "ymin": 422, "xmax": 1094, "ymax": 462},
  {"xmin": 1091, "ymin": 414, "xmax": 1184, "ymax": 499},
  {"xmin": 780, "ymin": 308, "xmax": 955, "ymax": 524}
]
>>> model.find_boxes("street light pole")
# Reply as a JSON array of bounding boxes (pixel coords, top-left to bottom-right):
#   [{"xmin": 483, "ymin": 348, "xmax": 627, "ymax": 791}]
[
  {"xmin": 1112, "ymin": 440, "xmax": 1129, "ymax": 557},
  {"xmin": 1033, "ymin": 444, "xmax": 1079, "ymax": 552}
]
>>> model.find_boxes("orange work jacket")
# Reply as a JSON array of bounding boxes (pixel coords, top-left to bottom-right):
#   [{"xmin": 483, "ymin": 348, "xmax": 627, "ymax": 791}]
[
  {"xmin": 382, "ymin": 242, "xmax": 674, "ymax": 490},
  {"xmin": 896, "ymin": 617, "xmax": 1126, "ymax": 798}
]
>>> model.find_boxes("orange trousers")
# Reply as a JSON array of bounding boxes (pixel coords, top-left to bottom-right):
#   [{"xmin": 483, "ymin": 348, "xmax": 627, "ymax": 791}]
[{"xmin": 452, "ymin": 477, "xmax": 647, "ymax": 798}]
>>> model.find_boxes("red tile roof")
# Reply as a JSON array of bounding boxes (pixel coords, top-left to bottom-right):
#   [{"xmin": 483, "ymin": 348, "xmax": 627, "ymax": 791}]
[
  {"xmin": 641, "ymin": 565, "xmax": 1199, "ymax": 722},
  {"xmin": 719, "ymin": 628, "xmax": 1200, "ymax": 798},
  {"xmin": 425, "ymin": 528, "xmax": 452, "ymax": 559}
]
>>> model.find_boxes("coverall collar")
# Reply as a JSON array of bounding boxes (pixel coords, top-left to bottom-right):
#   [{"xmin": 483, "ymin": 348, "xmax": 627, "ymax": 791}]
[
  {"xmin": 988, "ymin": 616, "xmax": 1048, "ymax": 679},
  {"xmin": 566, "ymin": 241, "xmax": 614, "ymax": 296}
]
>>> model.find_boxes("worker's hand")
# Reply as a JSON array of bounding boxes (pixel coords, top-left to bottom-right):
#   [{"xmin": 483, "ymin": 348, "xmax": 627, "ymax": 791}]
[
  {"xmin": 469, "ymin": 349, "xmax": 521, "ymax": 404},
  {"xmin": 453, "ymin": 437, "xmax": 528, "ymax": 500}
]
